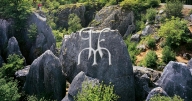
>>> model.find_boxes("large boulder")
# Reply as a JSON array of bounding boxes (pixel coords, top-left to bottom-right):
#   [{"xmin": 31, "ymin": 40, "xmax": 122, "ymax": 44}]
[
  {"xmin": 89, "ymin": 5, "xmax": 135, "ymax": 37},
  {"xmin": 7, "ymin": 37, "xmax": 23, "ymax": 57},
  {"xmin": 22, "ymin": 12, "xmax": 56, "ymax": 64},
  {"xmin": 146, "ymin": 87, "xmax": 169, "ymax": 101},
  {"xmin": 62, "ymin": 71, "xmax": 99, "ymax": 101},
  {"xmin": 56, "ymin": 4, "xmax": 86, "ymax": 28},
  {"xmin": 156, "ymin": 61, "xmax": 192, "ymax": 101},
  {"xmin": 59, "ymin": 28, "xmax": 135, "ymax": 101},
  {"xmin": 133, "ymin": 66, "xmax": 162, "ymax": 101},
  {"xmin": 24, "ymin": 50, "xmax": 65, "ymax": 101}
]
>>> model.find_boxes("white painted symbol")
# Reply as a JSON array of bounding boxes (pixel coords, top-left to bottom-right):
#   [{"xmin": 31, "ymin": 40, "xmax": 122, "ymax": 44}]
[{"xmin": 77, "ymin": 27, "xmax": 112, "ymax": 66}]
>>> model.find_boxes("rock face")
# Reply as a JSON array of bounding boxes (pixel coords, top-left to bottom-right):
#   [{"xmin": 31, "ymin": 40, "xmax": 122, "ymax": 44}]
[
  {"xmin": 15, "ymin": 65, "xmax": 30, "ymax": 84},
  {"xmin": 59, "ymin": 28, "xmax": 135, "ymax": 101},
  {"xmin": 62, "ymin": 71, "xmax": 99, "ymax": 101},
  {"xmin": 156, "ymin": 61, "xmax": 192, "ymax": 101},
  {"xmin": 133, "ymin": 66, "xmax": 162, "ymax": 101},
  {"xmin": 0, "ymin": 19, "xmax": 9, "ymax": 56},
  {"xmin": 56, "ymin": 4, "xmax": 86, "ymax": 28},
  {"xmin": 89, "ymin": 5, "xmax": 135, "ymax": 37},
  {"xmin": 146, "ymin": 87, "xmax": 168, "ymax": 101},
  {"xmin": 0, "ymin": 56, "xmax": 4, "ymax": 67},
  {"xmin": 24, "ymin": 50, "xmax": 65, "ymax": 101},
  {"xmin": 7, "ymin": 37, "xmax": 23, "ymax": 57},
  {"xmin": 22, "ymin": 13, "xmax": 56, "ymax": 64}
]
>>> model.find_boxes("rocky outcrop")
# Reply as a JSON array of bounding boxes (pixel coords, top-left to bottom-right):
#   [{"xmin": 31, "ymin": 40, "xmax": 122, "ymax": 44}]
[
  {"xmin": 22, "ymin": 12, "xmax": 56, "ymax": 64},
  {"xmin": 133, "ymin": 66, "xmax": 162, "ymax": 101},
  {"xmin": 59, "ymin": 28, "xmax": 135, "ymax": 101},
  {"xmin": 15, "ymin": 65, "xmax": 30, "ymax": 84},
  {"xmin": 146, "ymin": 87, "xmax": 168, "ymax": 101},
  {"xmin": 156, "ymin": 61, "xmax": 192, "ymax": 101},
  {"xmin": 56, "ymin": 4, "xmax": 86, "ymax": 28},
  {"xmin": 89, "ymin": 5, "xmax": 135, "ymax": 37},
  {"xmin": 62, "ymin": 71, "xmax": 99, "ymax": 101},
  {"xmin": 0, "ymin": 19, "xmax": 9, "ymax": 56},
  {"xmin": 131, "ymin": 33, "xmax": 141, "ymax": 42},
  {"xmin": 24, "ymin": 50, "xmax": 65, "ymax": 101},
  {"xmin": 7, "ymin": 37, "xmax": 23, "ymax": 57},
  {"xmin": 141, "ymin": 25, "xmax": 154, "ymax": 36},
  {"xmin": 0, "ymin": 56, "xmax": 4, "ymax": 67}
]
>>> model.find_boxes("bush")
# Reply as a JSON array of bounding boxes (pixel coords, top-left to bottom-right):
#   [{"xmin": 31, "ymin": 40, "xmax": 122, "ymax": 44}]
[
  {"xmin": 143, "ymin": 50, "xmax": 158, "ymax": 68},
  {"xmin": 165, "ymin": 0, "xmax": 183, "ymax": 18},
  {"xmin": 146, "ymin": 8, "xmax": 157, "ymax": 23},
  {"xmin": 68, "ymin": 13, "xmax": 82, "ymax": 34},
  {"xmin": 162, "ymin": 46, "xmax": 176, "ymax": 63},
  {"xmin": 28, "ymin": 23, "xmax": 38, "ymax": 41},
  {"xmin": 147, "ymin": 38, "xmax": 156, "ymax": 49},
  {"xmin": 75, "ymin": 81, "xmax": 119, "ymax": 101},
  {"xmin": 150, "ymin": 94, "xmax": 183, "ymax": 101},
  {"xmin": 147, "ymin": 0, "xmax": 160, "ymax": 7},
  {"xmin": 0, "ymin": 54, "xmax": 24, "ymax": 77},
  {"xmin": 0, "ymin": 78, "xmax": 20, "ymax": 101},
  {"xmin": 158, "ymin": 17, "xmax": 191, "ymax": 48}
]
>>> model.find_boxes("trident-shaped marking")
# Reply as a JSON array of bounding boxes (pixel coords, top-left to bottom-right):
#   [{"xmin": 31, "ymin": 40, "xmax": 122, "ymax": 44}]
[{"xmin": 77, "ymin": 27, "xmax": 112, "ymax": 66}]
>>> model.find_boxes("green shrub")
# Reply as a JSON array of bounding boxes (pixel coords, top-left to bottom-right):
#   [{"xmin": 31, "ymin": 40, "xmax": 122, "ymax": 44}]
[
  {"xmin": 150, "ymin": 94, "xmax": 183, "ymax": 101},
  {"xmin": 143, "ymin": 50, "xmax": 158, "ymax": 68},
  {"xmin": 68, "ymin": 13, "xmax": 82, "ymax": 34},
  {"xmin": 165, "ymin": 0, "xmax": 183, "ymax": 18},
  {"xmin": 28, "ymin": 23, "xmax": 38, "ymax": 41},
  {"xmin": 136, "ymin": 20, "xmax": 145, "ymax": 31},
  {"xmin": 0, "ymin": 54, "xmax": 24, "ymax": 77},
  {"xmin": 158, "ymin": 17, "xmax": 191, "ymax": 48},
  {"xmin": 147, "ymin": 38, "xmax": 156, "ymax": 49},
  {"xmin": 162, "ymin": 46, "xmax": 176, "ymax": 63},
  {"xmin": 146, "ymin": 8, "xmax": 157, "ymax": 23},
  {"xmin": 75, "ymin": 81, "xmax": 119, "ymax": 101},
  {"xmin": 147, "ymin": 0, "xmax": 160, "ymax": 7},
  {"xmin": 0, "ymin": 78, "xmax": 20, "ymax": 101}
]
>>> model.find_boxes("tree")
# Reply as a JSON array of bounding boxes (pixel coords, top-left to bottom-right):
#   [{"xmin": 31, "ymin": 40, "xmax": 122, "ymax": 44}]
[
  {"xmin": 165, "ymin": 0, "xmax": 183, "ymax": 18},
  {"xmin": 143, "ymin": 50, "xmax": 158, "ymax": 68},
  {"xmin": 28, "ymin": 23, "xmax": 38, "ymax": 42},
  {"xmin": 162, "ymin": 46, "xmax": 176, "ymax": 63},
  {"xmin": 68, "ymin": 13, "xmax": 82, "ymax": 34}
]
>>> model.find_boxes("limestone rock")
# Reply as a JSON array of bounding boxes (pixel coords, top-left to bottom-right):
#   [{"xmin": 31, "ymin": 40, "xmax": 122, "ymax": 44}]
[
  {"xmin": 141, "ymin": 25, "xmax": 154, "ymax": 36},
  {"xmin": 59, "ymin": 28, "xmax": 135, "ymax": 101},
  {"xmin": 15, "ymin": 65, "xmax": 30, "ymax": 84},
  {"xmin": 56, "ymin": 4, "xmax": 86, "ymax": 28},
  {"xmin": 62, "ymin": 71, "xmax": 99, "ymax": 101},
  {"xmin": 7, "ymin": 37, "xmax": 23, "ymax": 57},
  {"xmin": 146, "ymin": 87, "xmax": 169, "ymax": 101},
  {"xmin": 131, "ymin": 33, "xmax": 141, "ymax": 42},
  {"xmin": 24, "ymin": 50, "xmax": 65, "ymax": 101},
  {"xmin": 0, "ymin": 56, "xmax": 4, "ymax": 67},
  {"xmin": 156, "ymin": 61, "xmax": 192, "ymax": 101},
  {"xmin": 89, "ymin": 5, "xmax": 135, "ymax": 37},
  {"xmin": 22, "ymin": 13, "xmax": 56, "ymax": 64}
]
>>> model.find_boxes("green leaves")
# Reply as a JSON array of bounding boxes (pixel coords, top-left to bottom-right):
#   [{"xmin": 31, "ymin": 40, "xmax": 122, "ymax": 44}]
[
  {"xmin": 68, "ymin": 13, "xmax": 82, "ymax": 34},
  {"xmin": 162, "ymin": 46, "xmax": 176, "ymax": 63},
  {"xmin": 28, "ymin": 23, "xmax": 38, "ymax": 42},
  {"xmin": 143, "ymin": 50, "xmax": 158, "ymax": 68}
]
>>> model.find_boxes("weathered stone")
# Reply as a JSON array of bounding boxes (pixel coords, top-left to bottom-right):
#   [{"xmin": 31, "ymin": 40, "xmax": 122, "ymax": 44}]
[
  {"xmin": 22, "ymin": 12, "xmax": 56, "ymax": 64},
  {"xmin": 156, "ymin": 61, "xmax": 192, "ymax": 101},
  {"xmin": 0, "ymin": 56, "xmax": 4, "ymax": 67},
  {"xmin": 131, "ymin": 33, "xmax": 140, "ymax": 42},
  {"xmin": 141, "ymin": 25, "xmax": 154, "ymax": 36},
  {"xmin": 133, "ymin": 66, "xmax": 162, "ymax": 101},
  {"xmin": 24, "ymin": 50, "xmax": 65, "ymax": 101},
  {"xmin": 15, "ymin": 65, "xmax": 30, "ymax": 84},
  {"xmin": 7, "ymin": 37, "xmax": 23, "ymax": 57},
  {"xmin": 146, "ymin": 87, "xmax": 169, "ymax": 101},
  {"xmin": 56, "ymin": 4, "xmax": 86, "ymax": 28},
  {"xmin": 59, "ymin": 29, "xmax": 135, "ymax": 101},
  {"xmin": 187, "ymin": 58, "xmax": 192, "ymax": 69},
  {"xmin": 136, "ymin": 45, "xmax": 146, "ymax": 52},
  {"xmin": 0, "ymin": 19, "xmax": 8, "ymax": 56},
  {"xmin": 62, "ymin": 71, "xmax": 99, "ymax": 101},
  {"xmin": 89, "ymin": 5, "xmax": 135, "ymax": 37}
]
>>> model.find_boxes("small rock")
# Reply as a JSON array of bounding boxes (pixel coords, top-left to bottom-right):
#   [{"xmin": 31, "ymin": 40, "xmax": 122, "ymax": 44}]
[
  {"xmin": 141, "ymin": 25, "xmax": 154, "ymax": 36},
  {"xmin": 146, "ymin": 87, "xmax": 169, "ymax": 101},
  {"xmin": 137, "ymin": 45, "xmax": 146, "ymax": 52},
  {"xmin": 159, "ymin": 10, "xmax": 164, "ymax": 14},
  {"xmin": 131, "ymin": 33, "xmax": 141, "ymax": 42},
  {"xmin": 15, "ymin": 65, "xmax": 30, "ymax": 84}
]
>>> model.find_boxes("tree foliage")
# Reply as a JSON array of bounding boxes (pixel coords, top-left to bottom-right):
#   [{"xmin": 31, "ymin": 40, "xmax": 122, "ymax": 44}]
[
  {"xmin": 165, "ymin": 0, "xmax": 183, "ymax": 18},
  {"xmin": 162, "ymin": 46, "xmax": 176, "ymax": 63},
  {"xmin": 150, "ymin": 94, "xmax": 183, "ymax": 101},
  {"xmin": 143, "ymin": 50, "xmax": 158, "ymax": 68},
  {"xmin": 28, "ymin": 23, "xmax": 38, "ymax": 42},
  {"xmin": 68, "ymin": 13, "xmax": 82, "ymax": 34}
]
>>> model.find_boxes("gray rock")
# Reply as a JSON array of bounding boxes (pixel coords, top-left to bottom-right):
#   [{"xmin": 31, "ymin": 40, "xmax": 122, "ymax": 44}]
[
  {"xmin": 59, "ymin": 29, "xmax": 135, "ymax": 101},
  {"xmin": 62, "ymin": 71, "xmax": 99, "ymax": 101},
  {"xmin": 187, "ymin": 58, "xmax": 192, "ymax": 69},
  {"xmin": 156, "ymin": 61, "xmax": 192, "ymax": 101},
  {"xmin": 56, "ymin": 4, "xmax": 86, "ymax": 28},
  {"xmin": 133, "ymin": 66, "xmax": 162, "ymax": 101},
  {"xmin": 146, "ymin": 87, "xmax": 169, "ymax": 101},
  {"xmin": 183, "ymin": 53, "xmax": 191, "ymax": 60},
  {"xmin": 89, "ymin": 5, "xmax": 135, "ymax": 37},
  {"xmin": 24, "ymin": 50, "xmax": 66, "ymax": 101},
  {"xmin": 137, "ymin": 45, "xmax": 146, "ymax": 52},
  {"xmin": 22, "ymin": 12, "xmax": 56, "ymax": 64},
  {"xmin": 131, "ymin": 33, "xmax": 140, "ymax": 42},
  {"xmin": 0, "ymin": 56, "xmax": 4, "ymax": 67},
  {"xmin": 159, "ymin": 10, "xmax": 164, "ymax": 14},
  {"xmin": 141, "ymin": 25, "xmax": 154, "ymax": 36},
  {"xmin": 0, "ymin": 19, "xmax": 9, "ymax": 56},
  {"xmin": 7, "ymin": 37, "xmax": 23, "ymax": 57},
  {"xmin": 15, "ymin": 65, "xmax": 30, "ymax": 84}
]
